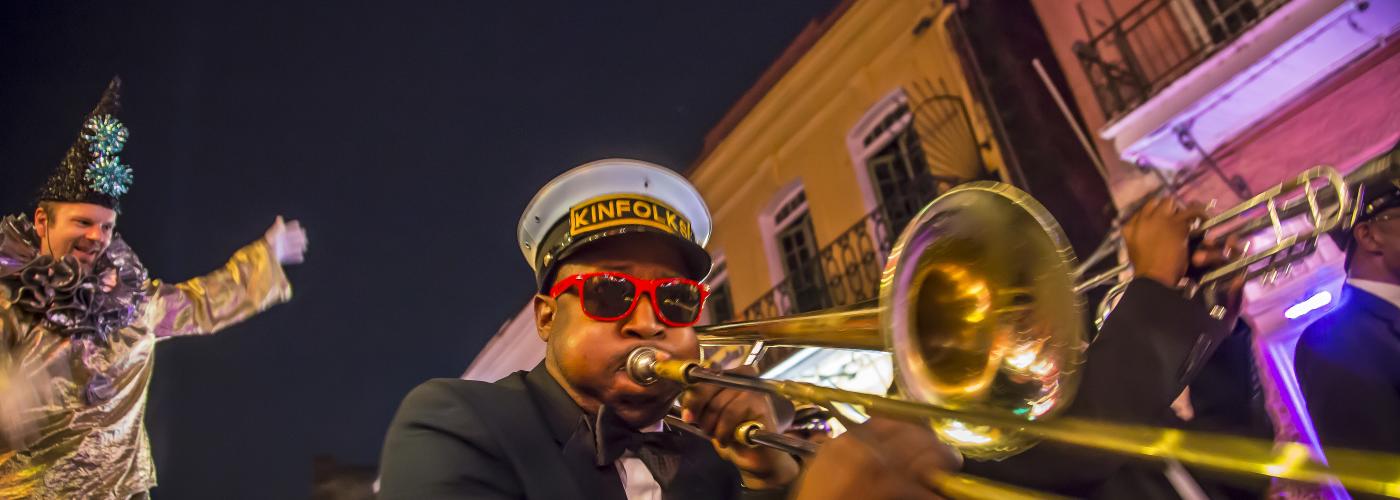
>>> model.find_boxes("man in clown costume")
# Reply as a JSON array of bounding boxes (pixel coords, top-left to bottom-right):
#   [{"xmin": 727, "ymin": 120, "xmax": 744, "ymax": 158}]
[{"xmin": 0, "ymin": 77, "xmax": 308, "ymax": 499}]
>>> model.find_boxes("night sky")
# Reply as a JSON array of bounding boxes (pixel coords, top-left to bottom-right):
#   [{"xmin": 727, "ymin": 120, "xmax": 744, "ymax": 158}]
[{"xmin": 0, "ymin": 1, "xmax": 840, "ymax": 496}]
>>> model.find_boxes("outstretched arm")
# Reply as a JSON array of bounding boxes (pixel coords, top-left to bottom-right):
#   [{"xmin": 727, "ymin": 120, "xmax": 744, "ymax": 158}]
[{"xmin": 145, "ymin": 216, "xmax": 306, "ymax": 339}]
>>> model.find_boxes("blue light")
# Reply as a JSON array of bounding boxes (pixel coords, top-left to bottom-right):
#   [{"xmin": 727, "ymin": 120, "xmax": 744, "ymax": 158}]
[{"xmin": 1284, "ymin": 291, "xmax": 1333, "ymax": 320}]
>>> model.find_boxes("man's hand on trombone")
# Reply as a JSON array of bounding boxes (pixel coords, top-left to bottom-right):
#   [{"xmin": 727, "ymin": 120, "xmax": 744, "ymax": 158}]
[
  {"xmin": 678, "ymin": 362, "xmax": 966, "ymax": 498},
  {"xmin": 1124, "ymin": 196, "xmax": 1246, "ymax": 312},
  {"xmin": 678, "ymin": 363, "xmax": 801, "ymax": 490},
  {"xmin": 793, "ymin": 417, "xmax": 963, "ymax": 500}
]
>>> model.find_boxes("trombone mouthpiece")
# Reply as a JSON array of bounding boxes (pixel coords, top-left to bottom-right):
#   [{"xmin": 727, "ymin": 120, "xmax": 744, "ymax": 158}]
[{"xmin": 626, "ymin": 347, "xmax": 660, "ymax": 385}]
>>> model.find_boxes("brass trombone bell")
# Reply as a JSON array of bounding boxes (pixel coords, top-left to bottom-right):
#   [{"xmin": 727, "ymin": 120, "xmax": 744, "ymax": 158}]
[{"xmin": 697, "ymin": 182, "xmax": 1088, "ymax": 460}]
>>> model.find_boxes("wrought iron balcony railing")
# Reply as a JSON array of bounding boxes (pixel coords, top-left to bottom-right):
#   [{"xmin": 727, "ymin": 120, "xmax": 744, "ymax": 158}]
[
  {"xmin": 1075, "ymin": 0, "xmax": 1289, "ymax": 119},
  {"xmin": 740, "ymin": 171, "xmax": 961, "ymax": 321}
]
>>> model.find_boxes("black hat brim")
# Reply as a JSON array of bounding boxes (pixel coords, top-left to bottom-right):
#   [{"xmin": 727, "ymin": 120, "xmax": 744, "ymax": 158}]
[{"xmin": 536, "ymin": 226, "xmax": 712, "ymax": 293}]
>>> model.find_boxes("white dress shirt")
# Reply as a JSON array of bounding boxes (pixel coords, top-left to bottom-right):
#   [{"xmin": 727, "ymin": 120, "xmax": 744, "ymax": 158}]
[
  {"xmin": 616, "ymin": 420, "xmax": 665, "ymax": 500},
  {"xmin": 1348, "ymin": 278, "xmax": 1400, "ymax": 309}
]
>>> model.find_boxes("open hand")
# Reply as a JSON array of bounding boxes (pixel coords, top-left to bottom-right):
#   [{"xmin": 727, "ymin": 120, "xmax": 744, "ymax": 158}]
[{"xmin": 264, "ymin": 216, "xmax": 308, "ymax": 265}]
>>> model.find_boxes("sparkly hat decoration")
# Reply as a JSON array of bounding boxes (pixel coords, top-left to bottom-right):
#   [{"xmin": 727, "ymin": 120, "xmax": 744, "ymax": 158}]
[{"xmin": 38, "ymin": 77, "xmax": 133, "ymax": 211}]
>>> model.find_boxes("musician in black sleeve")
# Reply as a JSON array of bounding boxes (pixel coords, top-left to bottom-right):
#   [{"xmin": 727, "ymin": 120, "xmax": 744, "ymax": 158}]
[{"xmin": 967, "ymin": 196, "xmax": 1264, "ymax": 499}]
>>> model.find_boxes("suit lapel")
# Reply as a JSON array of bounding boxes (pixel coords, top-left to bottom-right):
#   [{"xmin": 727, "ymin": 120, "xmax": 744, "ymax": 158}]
[
  {"xmin": 657, "ymin": 430, "xmax": 742, "ymax": 500},
  {"xmin": 1344, "ymin": 285, "xmax": 1400, "ymax": 341},
  {"xmin": 522, "ymin": 363, "xmax": 628, "ymax": 500},
  {"xmin": 452, "ymin": 370, "xmax": 585, "ymax": 500}
]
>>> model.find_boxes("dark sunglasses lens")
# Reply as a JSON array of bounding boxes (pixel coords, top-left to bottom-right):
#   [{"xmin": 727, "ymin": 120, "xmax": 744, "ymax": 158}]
[
  {"xmin": 655, "ymin": 282, "xmax": 703, "ymax": 324},
  {"xmin": 582, "ymin": 275, "xmax": 635, "ymax": 318}
]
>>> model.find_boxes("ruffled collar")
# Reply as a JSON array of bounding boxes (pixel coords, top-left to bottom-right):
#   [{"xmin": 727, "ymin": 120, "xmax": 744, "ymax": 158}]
[{"xmin": 0, "ymin": 214, "xmax": 148, "ymax": 344}]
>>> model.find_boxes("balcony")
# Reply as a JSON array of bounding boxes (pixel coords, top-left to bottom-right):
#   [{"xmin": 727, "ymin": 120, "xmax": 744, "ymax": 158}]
[
  {"xmin": 740, "ymin": 170, "xmax": 960, "ymax": 320},
  {"xmin": 1080, "ymin": 0, "xmax": 1398, "ymax": 172},
  {"xmin": 1076, "ymin": 0, "xmax": 1291, "ymax": 120},
  {"xmin": 740, "ymin": 207, "xmax": 889, "ymax": 320}
]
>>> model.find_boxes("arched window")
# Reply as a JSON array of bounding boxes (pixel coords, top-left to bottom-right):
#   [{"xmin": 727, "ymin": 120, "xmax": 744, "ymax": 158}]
[
  {"xmin": 757, "ymin": 183, "xmax": 828, "ymax": 315},
  {"xmin": 846, "ymin": 89, "xmax": 938, "ymax": 235}
]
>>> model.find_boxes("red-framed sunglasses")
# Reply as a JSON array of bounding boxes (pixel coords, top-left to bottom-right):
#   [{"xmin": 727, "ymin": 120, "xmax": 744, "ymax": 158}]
[{"xmin": 549, "ymin": 272, "xmax": 710, "ymax": 327}]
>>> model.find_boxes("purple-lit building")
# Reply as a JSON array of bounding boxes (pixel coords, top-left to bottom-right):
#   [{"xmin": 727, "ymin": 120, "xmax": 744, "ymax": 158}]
[{"xmin": 1032, "ymin": 0, "xmax": 1400, "ymax": 496}]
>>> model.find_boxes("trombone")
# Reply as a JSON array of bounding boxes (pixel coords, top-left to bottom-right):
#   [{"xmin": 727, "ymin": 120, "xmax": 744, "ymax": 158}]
[
  {"xmin": 652, "ymin": 159, "xmax": 1400, "ymax": 498},
  {"xmin": 1075, "ymin": 167, "xmax": 1348, "ymax": 299},
  {"xmin": 630, "ymin": 346, "xmax": 1400, "ymax": 499},
  {"xmin": 1079, "ymin": 148, "xmax": 1400, "ymax": 322},
  {"xmin": 655, "ymin": 382, "xmax": 1066, "ymax": 500}
]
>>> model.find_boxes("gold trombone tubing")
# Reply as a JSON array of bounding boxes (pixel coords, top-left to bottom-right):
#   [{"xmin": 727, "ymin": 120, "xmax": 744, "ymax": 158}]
[
  {"xmin": 662, "ymin": 384, "xmax": 1066, "ymax": 500},
  {"xmin": 1075, "ymin": 166, "xmax": 1350, "ymax": 295},
  {"xmin": 696, "ymin": 300, "xmax": 884, "ymax": 351},
  {"xmin": 628, "ymin": 347, "xmax": 1400, "ymax": 498}
]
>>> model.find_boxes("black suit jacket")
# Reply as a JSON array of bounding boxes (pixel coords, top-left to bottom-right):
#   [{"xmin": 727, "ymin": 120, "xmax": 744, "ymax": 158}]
[
  {"xmin": 967, "ymin": 279, "xmax": 1252, "ymax": 499},
  {"xmin": 378, "ymin": 362, "xmax": 772, "ymax": 500},
  {"xmin": 1294, "ymin": 285, "xmax": 1400, "ymax": 454}
]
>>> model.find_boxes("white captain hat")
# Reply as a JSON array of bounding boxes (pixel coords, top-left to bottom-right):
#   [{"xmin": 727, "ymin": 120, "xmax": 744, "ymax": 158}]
[{"xmin": 518, "ymin": 158, "xmax": 713, "ymax": 291}]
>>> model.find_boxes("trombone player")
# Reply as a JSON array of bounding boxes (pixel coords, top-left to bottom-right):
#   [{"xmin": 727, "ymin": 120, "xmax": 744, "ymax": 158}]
[
  {"xmin": 378, "ymin": 155, "xmax": 1268, "ymax": 499},
  {"xmin": 378, "ymin": 159, "xmax": 963, "ymax": 499}
]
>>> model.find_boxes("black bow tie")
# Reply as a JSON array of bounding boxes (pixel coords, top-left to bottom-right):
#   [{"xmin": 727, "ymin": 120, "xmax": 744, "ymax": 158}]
[{"xmin": 589, "ymin": 405, "xmax": 686, "ymax": 487}]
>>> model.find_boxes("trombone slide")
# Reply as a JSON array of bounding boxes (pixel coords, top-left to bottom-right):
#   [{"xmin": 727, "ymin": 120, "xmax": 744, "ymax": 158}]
[{"xmin": 628, "ymin": 347, "xmax": 1400, "ymax": 498}]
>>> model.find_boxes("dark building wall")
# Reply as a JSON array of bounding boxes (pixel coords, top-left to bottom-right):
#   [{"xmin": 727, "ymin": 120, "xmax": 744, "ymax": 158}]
[{"xmin": 948, "ymin": 0, "xmax": 1115, "ymax": 257}]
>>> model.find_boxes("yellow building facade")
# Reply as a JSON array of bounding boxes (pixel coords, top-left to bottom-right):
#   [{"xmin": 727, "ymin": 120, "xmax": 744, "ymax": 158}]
[
  {"xmin": 689, "ymin": 0, "xmax": 1009, "ymax": 324},
  {"xmin": 468, "ymin": 0, "xmax": 1020, "ymax": 385}
]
